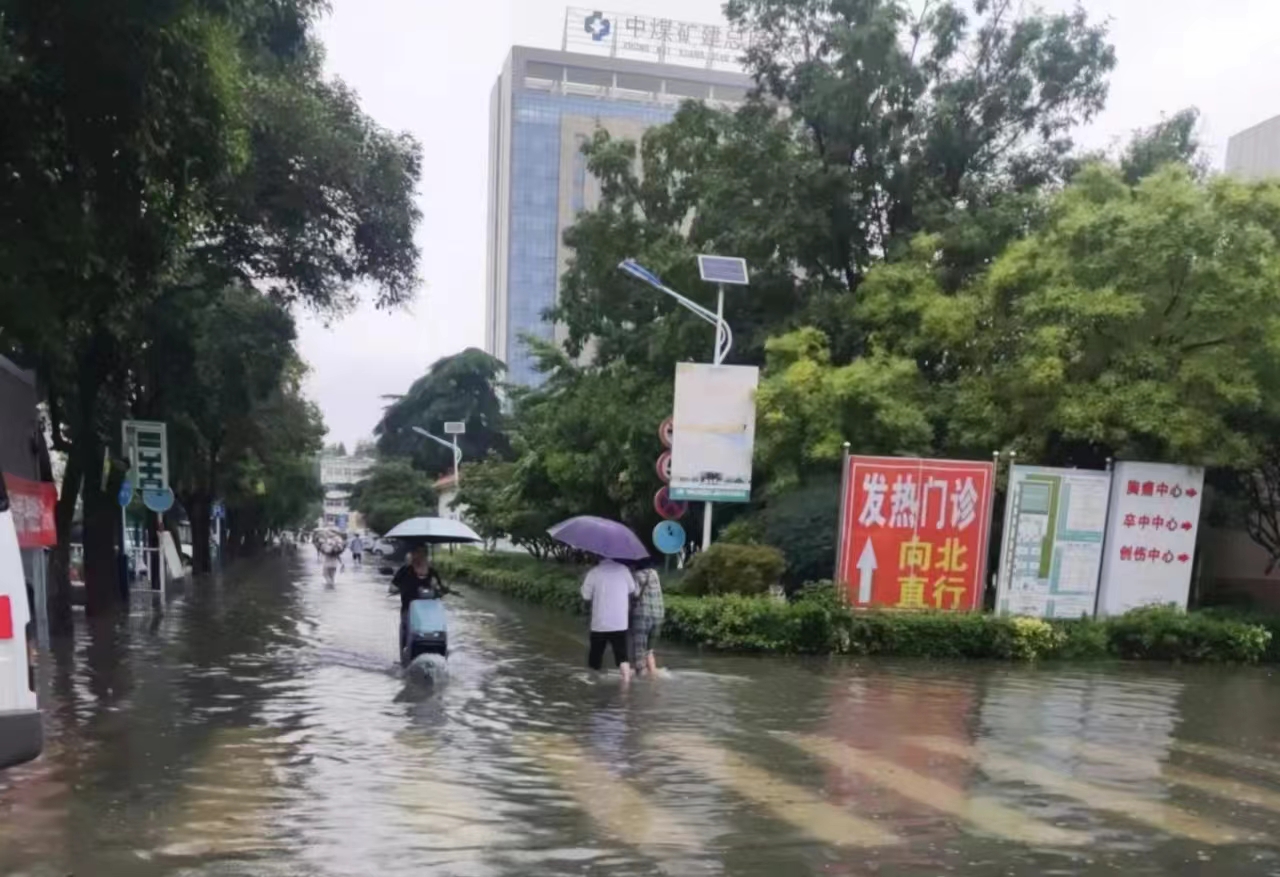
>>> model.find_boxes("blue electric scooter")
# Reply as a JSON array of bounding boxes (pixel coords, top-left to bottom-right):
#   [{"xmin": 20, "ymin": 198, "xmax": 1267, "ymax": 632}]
[
  {"xmin": 402, "ymin": 591, "xmax": 449, "ymax": 666},
  {"xmin": 380, "ymin": 516, "xmax": 485, "ymax": 671}
]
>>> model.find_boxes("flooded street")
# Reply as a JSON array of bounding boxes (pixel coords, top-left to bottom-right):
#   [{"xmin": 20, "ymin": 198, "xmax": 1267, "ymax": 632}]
[{"xmin": 5, "ymin": 555, "xmax": 1280, "ymax": 876}]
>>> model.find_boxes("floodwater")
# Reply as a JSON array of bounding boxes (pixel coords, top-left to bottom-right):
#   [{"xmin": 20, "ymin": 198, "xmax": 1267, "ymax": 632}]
[{"xmin": 5, "ymin": 556, "xmax": 1280, "ymax": 876}]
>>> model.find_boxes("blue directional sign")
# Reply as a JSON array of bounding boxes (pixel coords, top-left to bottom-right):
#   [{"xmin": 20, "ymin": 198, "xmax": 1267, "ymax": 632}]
[
  {"xmin": 653, "ymin": 520, "xmax": 686, "ymax": 555},
  {"xmin": 117, "ymin": 479, "xmax": 134, "ymax": 508}
]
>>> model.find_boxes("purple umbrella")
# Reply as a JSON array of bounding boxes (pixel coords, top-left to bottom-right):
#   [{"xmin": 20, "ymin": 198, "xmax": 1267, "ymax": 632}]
[{"xmin": 548, "ymin": 516, "xmax": 649, "ymax": 561}]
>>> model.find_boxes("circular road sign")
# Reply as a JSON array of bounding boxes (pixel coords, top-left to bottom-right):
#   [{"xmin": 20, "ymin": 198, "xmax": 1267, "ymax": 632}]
[
  {"xmin": 653, "ymin": 520, "xmax": 686, "ymax": 555},
  {"xmin": 142, "ymin": 487, "xmax": 175, "ymax": 514},
  {"xmin": 658, "ymin": 416, "xmax": 674, "ymax": 449},
  {"xmin": 117, "ymin": 479, "xmax": 134, "ymax": 508},
  {"xmin": 653, "ymin": 486, "xmax": 688, "ymax": 521},
  {"xmin": 655, "ymin": 451, "xmax": 672, "ymax": 484}
]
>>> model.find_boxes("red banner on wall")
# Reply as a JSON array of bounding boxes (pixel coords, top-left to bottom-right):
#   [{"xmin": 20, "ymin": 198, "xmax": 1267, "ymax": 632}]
[
  {"xmin": 838, "ymin": 456, "xmax": 995, "ymax": 611},
  {"xmin": 2, "ymin": 473, "xmax": 58, "ymax": 549}
]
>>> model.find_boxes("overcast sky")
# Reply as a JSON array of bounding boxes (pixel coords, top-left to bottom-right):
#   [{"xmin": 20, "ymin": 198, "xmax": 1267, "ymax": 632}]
[{"xmin": 299, "ymin": 0, "xmax": 1280, "ymax": 448}]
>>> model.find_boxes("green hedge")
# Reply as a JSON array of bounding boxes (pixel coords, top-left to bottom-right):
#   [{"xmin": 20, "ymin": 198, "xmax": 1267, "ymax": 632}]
[
  {"xmin": 683, "ymin": 543, "xmax": 786, "ymax": 596},
  {"xmin": 435, "ymin": 552, "xmax": 1275, "ymax": 663}
]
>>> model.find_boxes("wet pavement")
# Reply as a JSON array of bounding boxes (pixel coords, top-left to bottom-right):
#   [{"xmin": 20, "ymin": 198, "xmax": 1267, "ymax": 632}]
[{"xmin": 5, "ymin": 553, "xmax": 1280, "ymax": 875}]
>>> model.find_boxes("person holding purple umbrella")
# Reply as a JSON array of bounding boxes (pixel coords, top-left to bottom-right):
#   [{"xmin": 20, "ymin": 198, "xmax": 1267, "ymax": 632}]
[
  {"xmin": 548, "ymin": 516, "xmax": 648, "ymax": 681},
  {"xmin": 580, "ymin": 555, "xmax": 637, "ymax": 681}
]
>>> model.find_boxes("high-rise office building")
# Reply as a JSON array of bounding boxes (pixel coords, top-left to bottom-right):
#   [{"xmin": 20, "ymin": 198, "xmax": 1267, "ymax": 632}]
[
  {"xmin": 485, "ymin": 9, "xmax": 754, "ymax": 387},
  {"xmin": 1225, "ymin": 114, "xmax": 1280, "ymax": 180}
]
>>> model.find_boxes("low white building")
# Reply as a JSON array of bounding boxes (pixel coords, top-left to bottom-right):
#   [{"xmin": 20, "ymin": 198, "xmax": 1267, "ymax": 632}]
[{"xmin": 317, "ymin": 453, "xmax": 374, "ymax": 531}]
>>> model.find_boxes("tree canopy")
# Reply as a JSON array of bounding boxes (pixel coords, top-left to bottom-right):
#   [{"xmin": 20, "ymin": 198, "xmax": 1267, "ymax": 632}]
[
  {"xmin": 350, "ymin": 459, "xmax": 438, "ymax": 535},
  {"xmin": 452, "ymin": 1, "xmax": 1280, "ymax": 577},
  {"xmin": 0, "ymin": 0, "xmax": 422, "ymax": 617},
  {"xmin": 375, "ymin": 348, "xmax": 510, "ymax": 477}
]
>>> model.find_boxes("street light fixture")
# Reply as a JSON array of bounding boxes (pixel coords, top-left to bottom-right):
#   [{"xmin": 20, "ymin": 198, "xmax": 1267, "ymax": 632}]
[
  {"xmin": 618, "ymin": 259, "xmax": 732, "ymax": 365},
  {"xmin": 618, "ymin": 257, "xmax": 748, "ymax": 551},
  {"xmin": 411, "ymin": 425, "xmax": 462, "ymax": 488}
]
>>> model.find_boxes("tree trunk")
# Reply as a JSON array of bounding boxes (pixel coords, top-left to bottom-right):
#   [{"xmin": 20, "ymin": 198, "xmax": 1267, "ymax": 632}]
[
  {"xmin": 81, "ymin": 442, "xmax": 123, "ymax": 616},
  {"xmin": 49, "ymin": 449, "xmax": 83, "ymax": 635},
  {"xmin": 185, "ymin": 496, "xmax": 212, "ymax": 574}
]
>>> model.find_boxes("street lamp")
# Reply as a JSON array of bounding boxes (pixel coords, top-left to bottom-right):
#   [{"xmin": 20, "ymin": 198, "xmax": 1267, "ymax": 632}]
[
  {"xmin": 411, "ymin": 425, "xmax": 463, "ymax": 488},
  {"xmin": 618, "ymin": 256, "xmax": 748, "ymax": 551},
  {"xmin": 618, "ymin": 259, "xmax": 732, "ymax": 365}
]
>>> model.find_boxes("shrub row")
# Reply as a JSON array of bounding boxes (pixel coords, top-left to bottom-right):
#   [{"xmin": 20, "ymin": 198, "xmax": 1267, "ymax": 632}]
[{"xmin": 434, "ymin": 552, "xmax": 1276, "ymax": 663}]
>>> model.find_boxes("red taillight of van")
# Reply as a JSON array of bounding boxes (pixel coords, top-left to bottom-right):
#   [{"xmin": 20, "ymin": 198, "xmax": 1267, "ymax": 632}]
[{"xmin": 0, "ymin": 595, "xmax": 12, "ymax": 639}]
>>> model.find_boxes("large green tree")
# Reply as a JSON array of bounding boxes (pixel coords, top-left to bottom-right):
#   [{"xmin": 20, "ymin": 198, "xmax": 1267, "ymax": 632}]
[
  {"xmin": 349, "ymin": 459, "xmax": 438, "ymax": 536},
  {"xmin": 0, "ymin": 0, "xmax": 421, "ymax": 617},
  {"xmin": 375, "ymin": 348, "xmax": 510, "ymax": 477},
  {"xmin": 221, "ymin": 360, "xmax": 326, "ymax": 554},
  {"xmin": 553, "ymin": 0, "xmax": 1115, "ymax": 372}
]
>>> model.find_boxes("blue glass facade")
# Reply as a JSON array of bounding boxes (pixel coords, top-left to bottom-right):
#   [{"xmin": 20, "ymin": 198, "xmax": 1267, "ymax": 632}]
[{"xmin": 505, "ymin": 91, "xmax": 677, "ymax": 387}]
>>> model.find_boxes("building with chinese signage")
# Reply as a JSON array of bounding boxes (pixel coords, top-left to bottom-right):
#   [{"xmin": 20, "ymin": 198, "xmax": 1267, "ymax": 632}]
[
  {"xmin": 485, "ymin": 8, "xmax": 754, "ymax": 387},
  {"xmin": 317, "ymin": 453, "xmax": 374, "ymax": 532}
]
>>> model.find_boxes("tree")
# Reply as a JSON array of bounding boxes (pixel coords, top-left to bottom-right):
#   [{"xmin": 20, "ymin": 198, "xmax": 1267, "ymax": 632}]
[
  {"xmin": 131, "ymin": 283, "xmax": 298, "ymax": 572},
  {"xmin": 324, "ymin": 443, "xmax": 349, "ymax": 457},
  {"xmin": 350, "ymin": 459, "xmax": 438, "ymax": 536},
  {"xmin": 375, "ymin": 348, "xmax": 510, "ymax": 476},
  {"xmin": 0, "ymin": 0, "xmax": 422, "ymax": 616},
  {"xmin": 221, "ymin": 359, "xmax": 326, "ymax": 554},
  {"xmin": 1119, "ymin": 108, "xmax": 1206, "ymax": 185}
]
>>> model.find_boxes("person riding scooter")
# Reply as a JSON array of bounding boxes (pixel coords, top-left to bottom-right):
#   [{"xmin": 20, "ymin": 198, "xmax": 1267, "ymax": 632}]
[{"xmin": 390, "ymin": 545, "xmax": 450, "ymax": 654}]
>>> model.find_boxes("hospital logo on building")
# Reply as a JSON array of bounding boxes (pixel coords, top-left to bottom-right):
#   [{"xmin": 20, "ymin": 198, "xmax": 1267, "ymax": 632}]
[{"xmin": 583, "ymin": 10, "xmax": 611, "ymax": 41}]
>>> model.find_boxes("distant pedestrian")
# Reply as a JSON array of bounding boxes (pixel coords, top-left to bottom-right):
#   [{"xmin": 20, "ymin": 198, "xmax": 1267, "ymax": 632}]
[
  {"xmin": 580, "ymin": 556, "xmax": 636, "ymax": 681},
  {"xmin": 322, "ymin": 553, "xmax": 342, "ymax": 586},
  {"xmin": 629, "ymin": 557, "xmax": 664, "ymax": 675},
  {"xmin": 350, "ymin": 534, "xmax": 363, "ymax": 565}
]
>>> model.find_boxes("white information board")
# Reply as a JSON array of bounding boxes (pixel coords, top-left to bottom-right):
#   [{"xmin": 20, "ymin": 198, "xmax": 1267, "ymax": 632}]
[
  {"xmin": 670, "ymin": 363, "xmax": 758, "ymax": 503},
  {"xmin": 995, "ymin": 465, "xmax": 1112, "ymax": 619},
  {"xmin": 1095, "ymin": 462, "xmax": 1204, "ymax": 616}
]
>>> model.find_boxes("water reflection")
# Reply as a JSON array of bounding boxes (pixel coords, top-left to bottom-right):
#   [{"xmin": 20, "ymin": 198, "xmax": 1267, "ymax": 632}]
[{"xmin": 3, "ymin": 555, "xmax": 1280, "ymax": 876}]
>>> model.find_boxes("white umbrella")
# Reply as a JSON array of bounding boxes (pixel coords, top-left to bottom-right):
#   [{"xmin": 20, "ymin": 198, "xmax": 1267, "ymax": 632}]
[{"xmin": 384, "ymin": 517, "xmax": 482, "ymax": 544}]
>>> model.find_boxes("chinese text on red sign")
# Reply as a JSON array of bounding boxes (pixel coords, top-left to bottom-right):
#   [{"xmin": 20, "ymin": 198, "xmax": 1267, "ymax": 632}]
[{"xmin": 838, "ymin": 457, "xmax": 995, "ymax": 611}]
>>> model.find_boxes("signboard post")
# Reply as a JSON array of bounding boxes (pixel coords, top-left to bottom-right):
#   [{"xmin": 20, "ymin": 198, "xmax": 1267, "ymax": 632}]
[
  {"xmin": 994, "ymin": 465, "xmax": 1112, "ymax": 618},
  {"xmin": 620, "ymin": 256, "xmax": 751, "ymax": 551},
  {"xmin": 836, "ymin": 456, "xmax": 996, "ymax": 611},
  {"xmin": 1095, "ymin": 462, "xmax": 1204, "ymax": 616},
  {"xmin": 122, "ymin": 420, "xmax": 169, "ymax": 599}
]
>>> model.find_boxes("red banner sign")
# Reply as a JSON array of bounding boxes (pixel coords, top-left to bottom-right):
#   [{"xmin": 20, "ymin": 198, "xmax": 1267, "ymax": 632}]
[
  {"xmin": 2, "ymin": 473, "xmax": 57, "ymax": 549},
  {"xmin": 838, "ymin": 456, "xmax": 995, "ymax": 611}
]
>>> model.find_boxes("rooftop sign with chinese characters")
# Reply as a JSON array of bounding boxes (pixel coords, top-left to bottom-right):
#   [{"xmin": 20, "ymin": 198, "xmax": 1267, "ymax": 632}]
[
  {"xmin": 836, "ymin": 456, "xmax": 996, "ymax": 612},
  {"xmin": 563, "ymin": 7, "xmax": 758, "ymax": 73}
]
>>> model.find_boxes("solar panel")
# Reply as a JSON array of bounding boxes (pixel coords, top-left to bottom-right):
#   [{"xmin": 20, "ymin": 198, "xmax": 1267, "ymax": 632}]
[{"xmin": 697, "ymin": 254, "xmax": 750, "ymax": 285}]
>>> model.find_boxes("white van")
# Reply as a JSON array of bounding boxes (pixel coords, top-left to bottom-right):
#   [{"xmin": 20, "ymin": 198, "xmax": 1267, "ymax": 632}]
[{"xmin": 0, "ymin": 474, "xmax": 41, "ymax": 769}]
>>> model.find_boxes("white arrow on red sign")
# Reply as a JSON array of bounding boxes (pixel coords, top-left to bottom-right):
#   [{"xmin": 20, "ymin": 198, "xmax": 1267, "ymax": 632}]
[{"xmin": 856, "ymin": 540, "xmax": 877, "ymax": 604}]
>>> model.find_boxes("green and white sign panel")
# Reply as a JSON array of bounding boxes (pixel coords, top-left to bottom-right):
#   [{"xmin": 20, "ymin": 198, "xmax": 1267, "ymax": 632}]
[
  {"xmin": 995, "ymin": 465, "xmax": 1112, "ymax": 619},
  {"xmin": 122, "ymin": 420, "xmax": 169, "ymax": 492}
]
